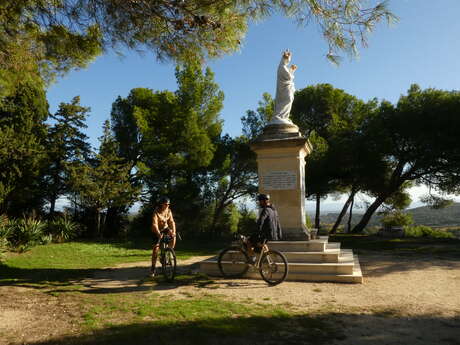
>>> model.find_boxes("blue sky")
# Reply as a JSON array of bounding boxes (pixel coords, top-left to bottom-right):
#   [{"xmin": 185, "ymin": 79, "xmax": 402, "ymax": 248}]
[{"xmin": 47, "ymin": 0, "xmax": 460, "ymax": 210}]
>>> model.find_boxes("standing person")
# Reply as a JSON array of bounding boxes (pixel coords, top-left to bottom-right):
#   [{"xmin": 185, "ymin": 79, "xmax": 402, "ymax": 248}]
[
  {"xmin": 150, "ymin": 197, "xmax": 176, "ymax": 277},
  {"xmin": 247, "ymin": 194, "xmax": 283, "ymax": 257}
]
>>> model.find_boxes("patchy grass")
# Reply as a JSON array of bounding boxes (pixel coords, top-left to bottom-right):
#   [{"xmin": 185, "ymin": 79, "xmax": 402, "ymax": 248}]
[
  {"xmin": 41, "ymin": 293, "xmax": 341, "ymax": 345},
  {"xmin": 3, "ymin": 241, "xmax": 151, "ymax": 270},
  {"xmin": 0, "ymin": 238, "xmax": 223, "ymax": 286}
]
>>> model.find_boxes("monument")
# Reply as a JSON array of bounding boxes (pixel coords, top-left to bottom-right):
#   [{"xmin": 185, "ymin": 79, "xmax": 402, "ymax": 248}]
[
  {"xmin": 250, "ymin": 50, "xmax": 313, "ymax": 240},
  {"xmin": 199, "ymin": 50, "xmax": 363, "ymax": 282}
]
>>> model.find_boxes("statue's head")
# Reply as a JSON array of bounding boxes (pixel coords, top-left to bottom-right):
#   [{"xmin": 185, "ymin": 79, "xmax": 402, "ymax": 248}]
[{"xmin": 283, "ymin": 50, "xmax": 291, "ymax": 59}]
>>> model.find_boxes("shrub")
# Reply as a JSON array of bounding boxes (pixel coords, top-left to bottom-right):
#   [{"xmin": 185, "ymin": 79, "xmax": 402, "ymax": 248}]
[
  {"xmin": 7, "ymin": 217, "xmax": 46, "ymax": 252},
  {"xmin": 0, "ymin": 215, "xmax": 8, "ymax": 260},
  {"xmin": 46, "ymin": 216, "xmax": 80, "ymax": 243},
  {"xmin": 381, "ymin": 211, "xmax": 413, "ymax": 229},
  {"xmin": 237, "ymin": 207, "xmax": 257, "ymax": 236},
  {"xmin": 363, "ymin": 226, "xmax": 380, "ymax": 235},
  {"xmin": 404, "ymin": 225, "xmax": 454, "ymax": 239}
]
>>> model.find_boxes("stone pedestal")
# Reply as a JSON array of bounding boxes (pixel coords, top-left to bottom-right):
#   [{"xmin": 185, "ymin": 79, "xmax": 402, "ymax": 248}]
[{"xmin": 250, "ymin": 121, "xmax": 312, "ymax": 240}]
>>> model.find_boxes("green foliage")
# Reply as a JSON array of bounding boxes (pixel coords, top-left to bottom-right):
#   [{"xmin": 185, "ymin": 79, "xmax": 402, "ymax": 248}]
[
  {"xmin": 122, "ymin": 63, "xmax": 224, "ymax": 192},
  {"xmin": 0, "ymin": 215, "xmax": 9, "ymax": 260},
  {"xmin": 113, "ymin": 63, "xmax": 237, "ymax": 237},
  {"xmin": 403, "ymin": 225, "xmax": 454, "ymax": 239},
  {"xmin": 241, "ymin": 92, "xmax": 274, "ymax": 140},
  {"xmin": 46, "ymin": 216, "xmax": 81, "ymax": 243},
  {"xmin": 2, "ymin": 241, "xmax": 150, "ymax": 271},
  {"xmin": 237, "ymin": 206, "xmax": 257, "ymax": 236},
  {"xmin": 352, "ymin": 85, "xmax": 460, "ymax": 232},
  {"xmin": 420, "ymin": 194, "xmax": 454, "ymax": 209},
  {"xmin": 0, "ymin": 81, "xmax": 49, "ymax": 214},
  {"xmin": 290, "ymin": 84, "xmax": 380, "ymax": 227},
  {"xmin": 305, "ymin": 213, "xmax": 313, "ymax": 229},
  {"xmin": 43, "ymin": 96, "xmax": 92, "ymax": 214},
  {"xmin": 67, "ymin": 121, "xmax": 140, "ymax": 236},
  {"xmin": 0, "ymin": 1, "xmax": 395, "ymax": 97},
  {"xmin": 5, "ymin": 217, "xmax": 48, "ymax": 252},
  {"xmin": 202, "ymin": 135, "xmax": 258, "ymax": 235},
  {"xmin": 381, "ymin": 211, "xmax": 413, "ymax": 229}
]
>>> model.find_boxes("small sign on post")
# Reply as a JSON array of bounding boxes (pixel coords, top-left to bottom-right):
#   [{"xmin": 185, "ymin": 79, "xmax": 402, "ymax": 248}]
[{"xmin": 261, "ymin": 170, "xmax": 297, "ymax": 190}]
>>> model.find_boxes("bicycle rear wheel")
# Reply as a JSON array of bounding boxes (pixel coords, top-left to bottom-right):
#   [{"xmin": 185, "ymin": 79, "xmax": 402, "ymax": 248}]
[
  {"xmin": 217, "ymin": 246, "xmax": 250, "ymax": 278},
  {"xmin": 259, "ymin": 250, "xmax": 288, "ymax": 285},
  {"xmin": 161, "ymin": 248, "xmax": 176, "ymax": 282}
]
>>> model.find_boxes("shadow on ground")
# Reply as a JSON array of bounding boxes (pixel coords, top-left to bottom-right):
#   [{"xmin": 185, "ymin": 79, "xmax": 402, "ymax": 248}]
[
  {"xmin": 27, "ymin": 311, "xmax": 460, "ymax": 345},
  {"xmin": 0, "ymin": 261, "xmax": 220, "ymax": 294},
  {"xmin": 2, "ymin": 235, "xmax": 460, "ymax": 290}
]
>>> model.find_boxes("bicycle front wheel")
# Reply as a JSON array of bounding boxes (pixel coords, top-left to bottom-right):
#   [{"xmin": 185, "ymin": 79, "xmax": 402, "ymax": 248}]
[
  {"xmin": 217, "ymin": 246, "xmax": 250, "ymax": 278},
  {"xmin": 161, "ymin": 248, "xmax": 176, "ymax": 282},
  {"xmin": 259, "ymin": 250, "xmax": 288, "ymax": 285}
]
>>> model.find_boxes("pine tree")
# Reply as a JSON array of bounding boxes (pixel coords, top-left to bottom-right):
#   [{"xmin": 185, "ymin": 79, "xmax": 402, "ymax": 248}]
[
  {"xmin": 44, "ymin": 96, "xmax": 91, "ymax": 215},
  {"xmin": 1, "ymin": 1, "xmax": 396, "ymax": 97},
  {"xmin": 0, "ymin": 82, "xmax": 49, "ymax": 215},
  {"xmin": 67, "ymin": 120, "xmax": 139, "ymax": 236}
]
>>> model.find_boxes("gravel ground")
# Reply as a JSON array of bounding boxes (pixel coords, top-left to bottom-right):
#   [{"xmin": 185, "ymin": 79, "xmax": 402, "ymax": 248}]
[{"xmin": 1, "ymin": 253, "xmax": 459, "ymax": 345}]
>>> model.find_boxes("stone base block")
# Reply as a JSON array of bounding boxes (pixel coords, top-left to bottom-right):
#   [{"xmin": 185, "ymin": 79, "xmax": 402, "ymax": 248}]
[
  {"xmin": 198, "ymin": 236, "xmax": 363, "ymax": 284},
  {"xmin": 282, "ymin": 227, "xmax": 310, "ymax": 241}
]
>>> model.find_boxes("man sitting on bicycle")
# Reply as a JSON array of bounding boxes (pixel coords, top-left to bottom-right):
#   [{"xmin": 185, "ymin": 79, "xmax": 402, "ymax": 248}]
[
  {"xmin": 246, "ymin": 194, "xmax": 283, "ymax": 258},
  {"xmin": 151, "ymin": 196, "xmax": 176, "ymax": 277}
]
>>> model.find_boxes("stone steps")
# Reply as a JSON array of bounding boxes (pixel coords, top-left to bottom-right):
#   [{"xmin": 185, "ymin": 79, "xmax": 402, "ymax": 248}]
[{"xmin": 198, "ymin": 236, "xmax": 363, "ymax": 284}]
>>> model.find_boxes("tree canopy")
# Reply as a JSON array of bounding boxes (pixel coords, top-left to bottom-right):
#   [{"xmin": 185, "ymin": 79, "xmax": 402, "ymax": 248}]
[
  {"xmin": 0, "ymin": 82, "xmax": 49, "ymax": 214},
  {"xmin": 0, "ymin": 1, "xmax": 396, "ymax": 97}
]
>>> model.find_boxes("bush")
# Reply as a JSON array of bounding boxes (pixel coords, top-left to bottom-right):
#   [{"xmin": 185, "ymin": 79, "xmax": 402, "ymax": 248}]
[
  {"xmin": 0, "ymin": 215, "xmax": 8, "ymax": 260},
  {"xmin": 381, "ymin": 211, "xmax": 413, "ymax": 229},
  {"xmin": 404, "ymin": 225, "xmax": 454, "ymax": 239},
  {"xmin": 237, "ymin": 207, "xmax": 257, "ymax": 236},
  {"xmin": 7, "ymin": 217, "xmax": 47, "ymax": 252},
  {"xmin": 46, "ymin": 216, "xmax": 80, "ymax": 242}
]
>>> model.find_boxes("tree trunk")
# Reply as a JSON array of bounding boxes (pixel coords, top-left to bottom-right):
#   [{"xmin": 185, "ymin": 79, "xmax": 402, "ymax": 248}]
[
  {"xmin": 49, "ymin": 194, "xmax": 56, "ymax": 216},
  {"xmin": 314, "ymin": 194, "xmax": 321, "ymax": 230},
  {"xmin": 351, "ymin": 194, "xmax": 387, "ymax": 233},
  {"xmin": 347, "ymin": 194, "xmax": 355, "ymax": 233},
  {"xmin": 96, "ymin": 208, "xmax": 101, "ymax": 238},
  {"xmin": 330, "ymin": 190, "xmax": 356, "ymax": 234},
  {"xmin": 211, "ymin": 197, "xmax": 229, "ymax": 238}
]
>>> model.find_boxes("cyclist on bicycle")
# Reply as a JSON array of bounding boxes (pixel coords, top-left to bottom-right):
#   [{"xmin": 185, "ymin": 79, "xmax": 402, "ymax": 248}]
[
  {"xmin": 246, "ymin": 194, "xmax": 283, "ymax": 258},
  {"xmin": 150, "ymin": 196, "xmax": 176, "ymax": 277}
]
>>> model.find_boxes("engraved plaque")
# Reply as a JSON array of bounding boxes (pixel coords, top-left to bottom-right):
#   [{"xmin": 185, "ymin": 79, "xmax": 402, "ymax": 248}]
[{"xmin": 261, "ymin": 171, "xmax": 297, "ymax": 190}]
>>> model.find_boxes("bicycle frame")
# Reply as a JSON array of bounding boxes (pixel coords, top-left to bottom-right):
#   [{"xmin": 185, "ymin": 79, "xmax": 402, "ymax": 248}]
[{"xmin": 237, "ymin": 235, "xmax": 268, "ymax": 269}]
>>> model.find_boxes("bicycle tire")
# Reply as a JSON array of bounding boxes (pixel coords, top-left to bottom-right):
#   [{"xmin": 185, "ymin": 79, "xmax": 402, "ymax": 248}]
[
  {"xmin": 217, "ymin": 246, "xmax": 250, "ymax": 278},
  {"xmin": 259, "ymin": 249, "xmax": 288, "ymax": 285},
  {"xmin": 161, "ymin": 247, "xmax": 176, "ymax": 282}
]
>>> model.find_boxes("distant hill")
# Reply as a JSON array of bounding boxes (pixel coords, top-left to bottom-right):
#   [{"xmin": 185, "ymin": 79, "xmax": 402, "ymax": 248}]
[
  {"xmin": 311, "ymin": 202, "xmax": 460, "ymax": 228},
  {"xmin": 406, "ymin": 203, "xmax": 460, "ymax": 227}
]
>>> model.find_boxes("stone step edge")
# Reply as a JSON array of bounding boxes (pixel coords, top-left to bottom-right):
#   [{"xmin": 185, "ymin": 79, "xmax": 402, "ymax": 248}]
[
  {"xmin": 201, "ymin": 257, "xmax": 356, "ymax": 267},
  {"xmin": 283, "ymin": 271, "xmax": 363, "ymax": 283},
  {"xmin": 201, "ymin": 267, "xmax": 363, "ymax": 284},
  {"xmin": 207, "ymin": 248, "xmax": 354, "ymax": 259},
  {"xmin": 199, "ymin": 254, "xmax": 364, "ymax": 284},
  {"xmin": 268, "ymin": 239, "xmax": 328, "ymax": 245}
]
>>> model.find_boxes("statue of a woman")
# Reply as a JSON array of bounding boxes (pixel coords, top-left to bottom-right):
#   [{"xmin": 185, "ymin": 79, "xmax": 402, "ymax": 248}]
[{"xmin": 273, "ymin": 50, "xmax": 297, "ymax": 123}]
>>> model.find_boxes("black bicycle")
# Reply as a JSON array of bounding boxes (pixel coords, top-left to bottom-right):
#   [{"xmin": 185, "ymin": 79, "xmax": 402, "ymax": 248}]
[
  {"xmin": 217, "ymin": 234, "xmax": 288, "ymax": 285},
  {"xmin": 159, "ymin": 229, "xmax": 177, "ymax": 281}
]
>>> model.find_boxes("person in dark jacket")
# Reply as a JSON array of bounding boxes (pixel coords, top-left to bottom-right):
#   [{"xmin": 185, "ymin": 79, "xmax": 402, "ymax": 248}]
[{"xmin": 247, "ymin": 194, "xmax": 283, "ymax": 257}]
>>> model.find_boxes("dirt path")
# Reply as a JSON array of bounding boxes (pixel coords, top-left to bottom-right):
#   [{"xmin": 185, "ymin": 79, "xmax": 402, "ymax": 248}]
[
  {"xmin": 1, "ymin": 253, "xmax": 459, "ymax": 345},
  {"xmin": 78, "ymin": 254, "xmax": 460, "ymax": 315}
]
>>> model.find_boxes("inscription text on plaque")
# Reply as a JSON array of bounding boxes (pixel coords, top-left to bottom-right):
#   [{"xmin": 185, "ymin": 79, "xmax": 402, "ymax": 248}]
[{"xmin": 261, "ymin": 170, "xmax": 297, "ymax": 190}]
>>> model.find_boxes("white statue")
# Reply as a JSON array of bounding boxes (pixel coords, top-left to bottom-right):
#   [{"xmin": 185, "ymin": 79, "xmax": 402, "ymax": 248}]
[{"xmin": 273, "ymin": 50, "xmax": 297, "ymax": 123}]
